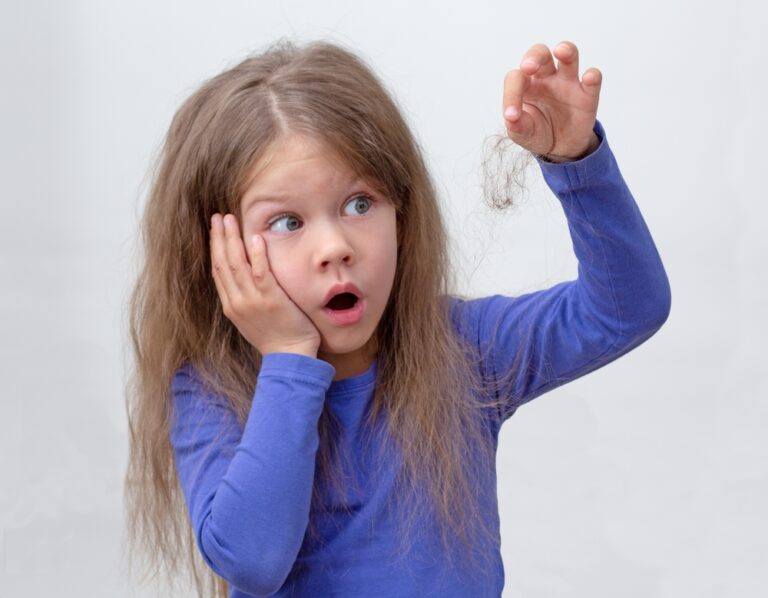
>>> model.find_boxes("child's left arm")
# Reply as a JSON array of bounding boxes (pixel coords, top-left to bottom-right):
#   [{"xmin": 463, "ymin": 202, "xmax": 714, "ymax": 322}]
[{"xmin": 450, "ymin": 42, "xmax": 671, "ymax": 424}]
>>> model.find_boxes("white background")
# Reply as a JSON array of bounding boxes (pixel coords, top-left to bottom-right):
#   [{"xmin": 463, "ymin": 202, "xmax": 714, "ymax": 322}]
[{"xmin": 1, "ymin": 0, "xmax": 766, "ymax": 596}]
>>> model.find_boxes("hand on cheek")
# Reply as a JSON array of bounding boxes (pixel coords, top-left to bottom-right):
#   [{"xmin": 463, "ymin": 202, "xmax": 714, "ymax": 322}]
[{"xmin": 209, "ymin": 213, "xmax": 321, "ymax": 357}]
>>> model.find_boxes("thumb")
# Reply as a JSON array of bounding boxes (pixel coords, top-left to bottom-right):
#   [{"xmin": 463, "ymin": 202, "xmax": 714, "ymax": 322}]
[{"xmin": 505, "ymin": 108, "xmax": 536, "ymax": 145}]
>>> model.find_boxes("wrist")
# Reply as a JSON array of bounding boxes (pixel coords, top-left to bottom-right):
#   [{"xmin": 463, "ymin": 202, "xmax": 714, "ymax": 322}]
[
  {"xmin": 537, "ymin": 131, "xmax": 600, "ymax": 163},
  {"xmin": 261, "ymin": 343, "xmax": 319, "ymax": 359}
]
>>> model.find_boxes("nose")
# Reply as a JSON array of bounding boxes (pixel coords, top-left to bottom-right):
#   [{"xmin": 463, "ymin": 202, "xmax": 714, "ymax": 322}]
[{"xmin": 314, "ymin": 221, "xmax": 355, "ymax": 269}]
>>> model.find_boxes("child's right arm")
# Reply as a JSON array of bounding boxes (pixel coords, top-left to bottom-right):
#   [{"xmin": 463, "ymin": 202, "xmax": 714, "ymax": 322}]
[
  {"xmin": 170, "ymin": 204, "xmax": 331, "ymax": 594},
  {"xmin": 169, "ymin": 353, "xmax": 335, "ymax": 595}
]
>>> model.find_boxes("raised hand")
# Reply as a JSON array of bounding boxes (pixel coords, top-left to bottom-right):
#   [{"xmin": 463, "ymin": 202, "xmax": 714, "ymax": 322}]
[
  {"xmin": 503, "ymin": 41, "xmax": 602, "ymax": 162},
  {"xmin": 209, "ymin": 213, "xmax": 321, "ymax": 358}
]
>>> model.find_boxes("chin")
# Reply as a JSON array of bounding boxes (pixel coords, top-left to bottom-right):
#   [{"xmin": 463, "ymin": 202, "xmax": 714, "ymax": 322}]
[
  {"xmin": 317, "ymin": 330, "xmax": 375, "ymax": 357},
  {"xmin": 318, "ymin": 338, "xmax": 363, "ymax": 356}
]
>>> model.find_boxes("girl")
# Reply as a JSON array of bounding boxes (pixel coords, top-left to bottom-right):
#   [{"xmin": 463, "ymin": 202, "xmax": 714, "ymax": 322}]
[{"xmin": 124, "ymin": 38, "xmax": 671, "ymax": 597}]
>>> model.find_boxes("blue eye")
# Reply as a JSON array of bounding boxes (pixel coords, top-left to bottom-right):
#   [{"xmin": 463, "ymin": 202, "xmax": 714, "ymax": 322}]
[
  {"xmin": 266, "ymin": 194, "xmax": 373, "ymax": 234},
  {"xmin": 344, "ymin": 194, "xmax": 373, "ymax": 216},
  {"xmin": 267, "ymin": 214, "xmax": 302, "ymax": 233}
]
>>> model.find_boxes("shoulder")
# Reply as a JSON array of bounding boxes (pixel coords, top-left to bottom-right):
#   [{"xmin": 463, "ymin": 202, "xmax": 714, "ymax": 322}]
[
  {"xmin": 168, "ymin": 362, "xmax": 240, "ymax": 440},
  {"xmin": 170, "ymin": 360, "xmax": 229, "ymax": 411},
  {"xmin": 171, "ymin": 361, "xmax": 198, "ymax": 392}
]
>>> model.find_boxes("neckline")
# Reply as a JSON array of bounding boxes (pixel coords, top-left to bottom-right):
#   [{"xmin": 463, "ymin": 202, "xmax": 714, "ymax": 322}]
[{"xmin": 327, "ymin": 357, "xmax": 378, "ymax": 397}]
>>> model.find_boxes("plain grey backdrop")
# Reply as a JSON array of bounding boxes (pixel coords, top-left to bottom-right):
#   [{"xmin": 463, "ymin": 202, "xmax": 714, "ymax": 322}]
[{"xmin": 1, "ymin": 0, "xmax": 766, "ymax": 596}]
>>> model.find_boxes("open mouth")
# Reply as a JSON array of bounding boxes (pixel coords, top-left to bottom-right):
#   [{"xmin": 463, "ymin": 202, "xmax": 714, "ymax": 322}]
[{"xmin": 325, "ymin": 292, "xmax": 359, "ymax": 311}]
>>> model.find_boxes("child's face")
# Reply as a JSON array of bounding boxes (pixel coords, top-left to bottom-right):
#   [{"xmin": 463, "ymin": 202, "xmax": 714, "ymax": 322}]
[{"xmin": 239, "ymin": 133, "xmax": 398, "ymax": 375}]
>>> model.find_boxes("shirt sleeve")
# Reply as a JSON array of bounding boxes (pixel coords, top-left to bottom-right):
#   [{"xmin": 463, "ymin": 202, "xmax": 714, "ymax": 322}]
[
  {"xmin": 169, "ymin": 352, "xmax": 335, "ymax": 595},
  {"xmin": 449, "ymin": 119, "xmax": 672, "ymax": 423}
]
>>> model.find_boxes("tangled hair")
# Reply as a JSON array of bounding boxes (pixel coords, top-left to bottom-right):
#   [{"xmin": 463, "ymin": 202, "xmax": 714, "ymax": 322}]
[{"xmin": 124, "ymin": 37, "xmax": 527, "ymax": 597}]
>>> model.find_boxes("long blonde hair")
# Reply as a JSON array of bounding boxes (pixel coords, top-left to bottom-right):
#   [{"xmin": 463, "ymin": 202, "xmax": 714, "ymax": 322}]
[{"xmin": 123, "ymin": 37, "xmax": 521, "ymax": 597}]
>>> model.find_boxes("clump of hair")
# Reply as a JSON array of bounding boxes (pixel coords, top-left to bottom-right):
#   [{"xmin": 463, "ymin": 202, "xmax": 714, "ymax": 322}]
[
  {"xmin": 481, "ymin": 129, "xmax": 535, "ymax": 211},
  {"xmin": 123, "ymin": 37, "xmax": 524, "ymax": 597}
]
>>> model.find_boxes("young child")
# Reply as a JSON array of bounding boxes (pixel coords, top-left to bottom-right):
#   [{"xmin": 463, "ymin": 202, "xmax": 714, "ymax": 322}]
[{"xmin": 124, "ymin": 38, "xmax": 671, "ymax": 597}]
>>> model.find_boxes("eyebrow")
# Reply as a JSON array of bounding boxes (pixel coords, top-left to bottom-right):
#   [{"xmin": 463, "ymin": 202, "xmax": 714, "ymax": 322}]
[
  {"xmin": 242, "ymin": 193, "xmax": 292, "ymax": 213},
  {"xmin": 242, "ymin": 176, "xmax": 369, "ymax": 213}
]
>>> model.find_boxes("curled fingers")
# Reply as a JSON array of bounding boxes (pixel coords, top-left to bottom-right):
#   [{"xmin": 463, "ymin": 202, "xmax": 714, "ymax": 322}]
[
  {"xmin": 210, "ymin": 213, "xmax": 257, "ymax": 319},
  {"xmin": 210, "ymin": 214, "xmax": 235, "ymax": 310}
]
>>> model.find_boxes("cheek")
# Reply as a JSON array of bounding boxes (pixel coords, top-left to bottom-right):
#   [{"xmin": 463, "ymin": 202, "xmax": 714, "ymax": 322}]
[
  {"xmin": 262, "ymin": 242, "xmax": 307, "ymax": 301},
  {"xmin": 370, "ymin": 224, "xmax": 399, "ymax": 291},
  {"xmin": 379, "ymin": 215, "xmax": 399, "ymax": 267},
  {"xmin": 385, "ymin": 241, "xmax": 398, "ymax": 286}
]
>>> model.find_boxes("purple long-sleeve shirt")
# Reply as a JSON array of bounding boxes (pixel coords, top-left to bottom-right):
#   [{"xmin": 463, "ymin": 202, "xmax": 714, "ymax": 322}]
[{"xmin": 170, "ymin": 119, "xmax": 671, "ymax": 596}]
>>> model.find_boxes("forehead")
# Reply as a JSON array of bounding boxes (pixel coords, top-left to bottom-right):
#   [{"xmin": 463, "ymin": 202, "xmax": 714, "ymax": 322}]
[{"xmin": 241, "ymin": 134, "xmax": 358, "ymax": 200}]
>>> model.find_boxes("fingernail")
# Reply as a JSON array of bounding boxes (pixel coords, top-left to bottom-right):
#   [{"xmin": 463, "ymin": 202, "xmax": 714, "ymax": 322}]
[
  {"xmin": 522, "ymin": 59, "xmax": 537, "ymax": 69},
  {"xmin": 251, "ymin": 234, "xmax": 260, "ymax": 247},
  {"xmin": 505, "ymin": 106, "xmax": 518, "ymax": 120}
]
